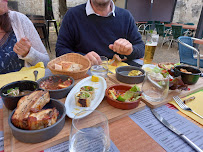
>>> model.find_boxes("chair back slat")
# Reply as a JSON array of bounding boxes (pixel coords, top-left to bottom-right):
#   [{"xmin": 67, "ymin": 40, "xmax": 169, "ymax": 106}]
[
  {"xmin": 155, "ymin": 24, "xmax": 165, "ymax": 36},
  {"xmin": 172, "ymin": 25, "xmax": 183, "ymax": 39}
]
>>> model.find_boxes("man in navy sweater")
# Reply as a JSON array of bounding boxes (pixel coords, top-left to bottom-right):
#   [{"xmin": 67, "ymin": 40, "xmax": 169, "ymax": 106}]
[{"xmin": 56, "ymin": 0, "xmax": 145, "ymax": 65}]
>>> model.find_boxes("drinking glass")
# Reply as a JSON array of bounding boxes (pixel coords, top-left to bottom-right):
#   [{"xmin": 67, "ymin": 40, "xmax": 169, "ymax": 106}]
[
  {"xmin": 69, "ymin": 110, "xmax": 110, "ymax": 152},
  {"xmin": 143, "ymin": 32, "xmax": 159, "ymax": 64},
  {"xmin": 142, "ymin": 72, "xmax": 169, "ymax": 102},
  {"xmin": 90, "ymin": 56, "xmax": 109, "ymax": 78}
]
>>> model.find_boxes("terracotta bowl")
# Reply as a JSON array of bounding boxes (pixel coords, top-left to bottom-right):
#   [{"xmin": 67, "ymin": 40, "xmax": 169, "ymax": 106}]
[{"xmin": 105, "ymin": 84, "xmax": 141, "ymax": 110}]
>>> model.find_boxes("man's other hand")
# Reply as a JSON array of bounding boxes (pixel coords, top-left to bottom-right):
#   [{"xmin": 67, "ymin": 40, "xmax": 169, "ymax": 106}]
[{"xmin": 85, "ymin": 51, "xmax": 102, "ymax": 65}]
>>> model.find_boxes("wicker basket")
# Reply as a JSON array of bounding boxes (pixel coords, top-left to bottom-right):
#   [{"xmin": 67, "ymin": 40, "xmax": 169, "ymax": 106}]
[{"xmin": 47, "ymin": 53, "xmax": 91, "ymax": 80}]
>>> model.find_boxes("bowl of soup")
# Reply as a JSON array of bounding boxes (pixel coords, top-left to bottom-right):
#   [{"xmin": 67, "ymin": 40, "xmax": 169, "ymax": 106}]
[
  {"xmin": 37, "ymin": 75, "xmax": 75, "ymax": 99},
  {"xmin": 0, "ymin": 80, "xmax": 39, "ymax": 110}
]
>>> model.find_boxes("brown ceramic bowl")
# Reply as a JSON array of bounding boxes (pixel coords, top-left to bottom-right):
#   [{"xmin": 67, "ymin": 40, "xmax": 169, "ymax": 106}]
[{"xmin": 105, "ymin": 84, "xmax": 141, "ymax": 110}]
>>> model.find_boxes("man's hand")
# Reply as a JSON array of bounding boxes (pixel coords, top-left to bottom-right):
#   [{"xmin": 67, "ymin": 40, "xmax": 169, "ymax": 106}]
[
  {"xmin": 13, "ymin": 37, "xmax": 31, "ymax": 57},
  {"xmin": 109, "ymin": 38, "xmax": 133, "ymax": 56},
  {"xmin": 85, "ymin": 51, "xmax": 102, "ymax": 65}
]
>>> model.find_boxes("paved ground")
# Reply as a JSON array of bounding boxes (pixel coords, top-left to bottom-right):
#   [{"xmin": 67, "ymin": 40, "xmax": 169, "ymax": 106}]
[{"xmin": 46, "ymin": 30, "xmax": 202, "ymax": 66}]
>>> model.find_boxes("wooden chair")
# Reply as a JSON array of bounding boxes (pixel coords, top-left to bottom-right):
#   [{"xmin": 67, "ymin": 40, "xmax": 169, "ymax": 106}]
[{"xmin": 26, "ymin": 15, "xmax": 51, "ymax": 52}]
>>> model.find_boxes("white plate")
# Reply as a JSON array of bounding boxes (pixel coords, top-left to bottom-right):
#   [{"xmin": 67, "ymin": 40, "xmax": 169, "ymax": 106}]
[
  {"xmin": 65, "ymin": 76, "xmax": 107, "ymax": 119},
  {"xmin": 142, "ymin": 64, "xmax": 158, "ymax": 71}
]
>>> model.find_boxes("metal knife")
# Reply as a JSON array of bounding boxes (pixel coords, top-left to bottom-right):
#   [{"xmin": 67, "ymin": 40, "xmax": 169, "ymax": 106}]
[{"xmin": 151, "ymin": 109, "xmax": 203, "ymax": 152}]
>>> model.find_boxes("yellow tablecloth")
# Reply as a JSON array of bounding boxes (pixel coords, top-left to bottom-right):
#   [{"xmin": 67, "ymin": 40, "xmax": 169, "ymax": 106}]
[
  {"xmin": 169, "ymin": 90, "xmax": 203, "ymax": 125},
  {"xmin": 108, "ymin": 62, "xmax": 128, "ymax": 74},
  {"xmin": 0, "ymin": 62, "xmax": 45, "ymax": 88}
]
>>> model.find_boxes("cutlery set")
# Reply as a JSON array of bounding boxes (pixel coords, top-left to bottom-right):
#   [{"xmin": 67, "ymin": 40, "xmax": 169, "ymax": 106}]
[{"xmin": 151, "ymin": 96, "xmax": 203, "ymax": 152}]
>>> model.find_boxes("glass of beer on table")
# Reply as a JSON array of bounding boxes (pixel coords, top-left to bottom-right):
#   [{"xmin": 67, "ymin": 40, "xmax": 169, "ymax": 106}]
[{"xmin": 143, "ymin": 32, "xmax": 159, "ymax": 64}]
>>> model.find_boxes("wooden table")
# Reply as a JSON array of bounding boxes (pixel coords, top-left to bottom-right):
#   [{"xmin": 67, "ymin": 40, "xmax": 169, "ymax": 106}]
[
  {"xmin": 1, "ymin": 76, "xmax": 203, "ymax": 152},
  {"xmin": 164, "ymin": 23, "xmax": 197, "ymax": 30}
]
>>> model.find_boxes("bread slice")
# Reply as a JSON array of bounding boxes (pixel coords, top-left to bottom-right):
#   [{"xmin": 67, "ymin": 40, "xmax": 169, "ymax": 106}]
[
  {"xmin": 27, "ymin": 108, "xmax": 59, "ymax": 130},
  {"xmin": 55, "ymin": 63, "xmax": 62, "ymax": 70},
  {"xmin": 12, "ymin": 90, "xmax": 50, "ymax": 129}
]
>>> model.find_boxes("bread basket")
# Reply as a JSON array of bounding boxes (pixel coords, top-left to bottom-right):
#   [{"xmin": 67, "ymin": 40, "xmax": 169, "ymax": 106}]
[{"xmin": 47, "ymin": 53, "xmax": 91, "ymax": 79}]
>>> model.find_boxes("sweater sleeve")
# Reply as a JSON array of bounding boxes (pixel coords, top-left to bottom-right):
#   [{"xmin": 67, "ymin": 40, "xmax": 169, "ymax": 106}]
[
  {"xmin": 55, "ymin": 11, "xmax": 80, "ymax": 57},
  {"xmin": 17, "ymin": 13, "xmax": 50, "ymax": 67},
  {"xmin": 125, "ymin": 12, "xmax": 145, "ymax": 60}
]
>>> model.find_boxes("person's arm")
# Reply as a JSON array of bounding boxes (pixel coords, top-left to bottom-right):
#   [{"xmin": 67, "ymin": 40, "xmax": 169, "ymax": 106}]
[
  {"xmin": 17, "ymin": 13, "xmax": 50, "ymax": 67},
  {"xmin": 55, "ymin": 11, "xmax": 80, "ymax": 57},
  {"xmin": 126, "ymin": 12, "xmax": 145, "ymax": 60}
]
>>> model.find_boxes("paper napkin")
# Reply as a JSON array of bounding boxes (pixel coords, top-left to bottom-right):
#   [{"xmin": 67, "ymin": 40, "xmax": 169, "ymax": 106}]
[
  {"xmin": 0, "ymin": 62, "xmax": 45, "ymax": 88},
  {"xmin": 108, "ymin": 62, "xmax": 128, "ymax": 74},
  {"xmin": 169, "ymin": 90, "xmax": 203, "ymax": 125}
]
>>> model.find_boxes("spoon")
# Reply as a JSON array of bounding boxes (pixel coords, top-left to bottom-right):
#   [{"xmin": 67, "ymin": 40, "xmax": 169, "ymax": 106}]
[{"xmin": 33, "ymin": 70, "xmax": 38, "ymax": 81}]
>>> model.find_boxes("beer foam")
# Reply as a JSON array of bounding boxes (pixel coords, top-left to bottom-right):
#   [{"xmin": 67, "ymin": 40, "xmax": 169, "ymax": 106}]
[{"xmin": 146, "ymin": 42, "xmax": 158, "ymax": 46}]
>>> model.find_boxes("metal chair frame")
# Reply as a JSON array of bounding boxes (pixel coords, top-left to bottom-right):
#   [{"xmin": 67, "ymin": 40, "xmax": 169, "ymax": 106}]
[{"xmin": 178, "ymin": 36, "xmax": 202, "ymax": 69}]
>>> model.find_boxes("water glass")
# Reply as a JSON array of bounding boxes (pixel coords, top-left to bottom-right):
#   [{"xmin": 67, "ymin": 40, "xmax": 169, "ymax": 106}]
[
  {"xmin": 90, "ymin": 56, "xmax": 109, "ymax": 78},
  {"xmin": 143, "ymin": 32, "xmax": 159, "ymax": 64},
  {"xmin": 142, "ymin": 72, "xmax": 169, "ymax": 102},
  {"xmin": 69, "ymin": 110, "xmax": 110, "ymax": 152}
]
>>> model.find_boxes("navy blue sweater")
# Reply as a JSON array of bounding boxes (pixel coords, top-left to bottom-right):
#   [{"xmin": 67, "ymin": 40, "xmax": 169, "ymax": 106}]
[{"xmin": 56, "ymin": 3, "xmax": 145, "ymax": 60}]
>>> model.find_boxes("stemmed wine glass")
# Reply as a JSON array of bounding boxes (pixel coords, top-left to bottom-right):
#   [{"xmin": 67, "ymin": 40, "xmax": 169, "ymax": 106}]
[{"xmin": 69, "ymin": 110, "xmax": 110, "ymax": 152}]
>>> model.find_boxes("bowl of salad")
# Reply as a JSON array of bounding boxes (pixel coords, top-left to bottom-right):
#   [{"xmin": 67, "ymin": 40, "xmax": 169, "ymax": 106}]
[{"xmin": 105, "ymin": 84, "xmax": 142, "ymax": 110}]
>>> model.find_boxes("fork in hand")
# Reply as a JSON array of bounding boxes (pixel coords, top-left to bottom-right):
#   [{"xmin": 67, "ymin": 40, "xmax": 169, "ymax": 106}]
[{"xmin": 173, "ymin": 96, "xmax": 203, "ymax": 119}]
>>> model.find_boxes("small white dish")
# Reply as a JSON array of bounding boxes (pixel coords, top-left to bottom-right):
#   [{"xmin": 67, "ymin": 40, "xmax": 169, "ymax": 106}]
[
  {"xmin": 142, "ymin": 64, "xmax": 158, "ymax": 71},
  {"xmin": 65, "ymin": 76, "xmax": 107, "ymax": 119}
]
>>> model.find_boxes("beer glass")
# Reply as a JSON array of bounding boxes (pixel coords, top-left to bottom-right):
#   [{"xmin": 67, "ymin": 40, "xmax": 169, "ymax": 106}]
[
  {"xmin": 69, "ymin": 110, "xmax": 110, "ymax": 152},
  {"xmin": 143, "ymin": 33, "xmax": 159, "ymax": 64}
]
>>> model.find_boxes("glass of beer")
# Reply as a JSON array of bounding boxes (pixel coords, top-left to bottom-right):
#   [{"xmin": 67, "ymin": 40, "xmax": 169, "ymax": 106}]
[{"xmin": 143, "ymin": 32, "xmax": 159, "ymax": 64}]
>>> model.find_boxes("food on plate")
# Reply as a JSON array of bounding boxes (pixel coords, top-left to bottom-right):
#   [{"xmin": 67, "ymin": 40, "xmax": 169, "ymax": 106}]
[
  {"xmin": 54, "ymin": 61, "xmax": 83, "ymax": 72},
  {"xmin": 12, "ymin": 90, "xmax": 50, "ymax": 129},
  {"xmin": 169, "ymin": 76, "xmax": 188, "ymax": 90},
  {"xmin": 39, "ymin": 76, "xmax": 72, "ymax": 90},
  {"xmin": 91, "ymin": 75, "xmax": 99, "ymax": 82},
  {"xmin": 80, "ymin": 86, "xmax": 95, "ymax": 99},
  {"xmin": 158, "ymin": 62, "xmax": 181, "ymax": 71},
  {"xmin": 108, "ymin": 85, "xmax": 142, "ymax": 102},
  {"xmin": 27, "ymin": 108, "xmax": 59, "ymax": 130},
  {"xmin": 109, "ymin": 54, "xmax": 127, "ymax": 66},
  {"xmin": 180, "ymin": 68, "xmax": 192, "ymax": 74},
  {"xmin": 144, "ymin": 66, "xmax": 188, "ymax": 91},
  {"xmin": 3, "ymin": 87, "xmax": 32, "ymax": 96},
  {"xmin": 75, "ymin": 91, "xmax": 92, "ymax": 107},
  {"xmin": 128, "ymin": 70, "xmax": 143, "ymax": 76}
]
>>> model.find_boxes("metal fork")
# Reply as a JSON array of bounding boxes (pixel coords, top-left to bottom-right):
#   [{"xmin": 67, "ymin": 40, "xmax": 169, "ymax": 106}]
[{"xmin": 173, "ymin": 96, "xmax": 203, "ymax": 119}]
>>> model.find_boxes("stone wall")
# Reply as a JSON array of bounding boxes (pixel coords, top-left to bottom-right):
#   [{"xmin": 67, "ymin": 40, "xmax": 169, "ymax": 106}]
[
  {"xmin": 9, "ymin": 0, "xmax": 202, "ymax": 25},
  {"xmin": 173, "ymin": 0, "xmax": 202, "ymax": 24}
]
